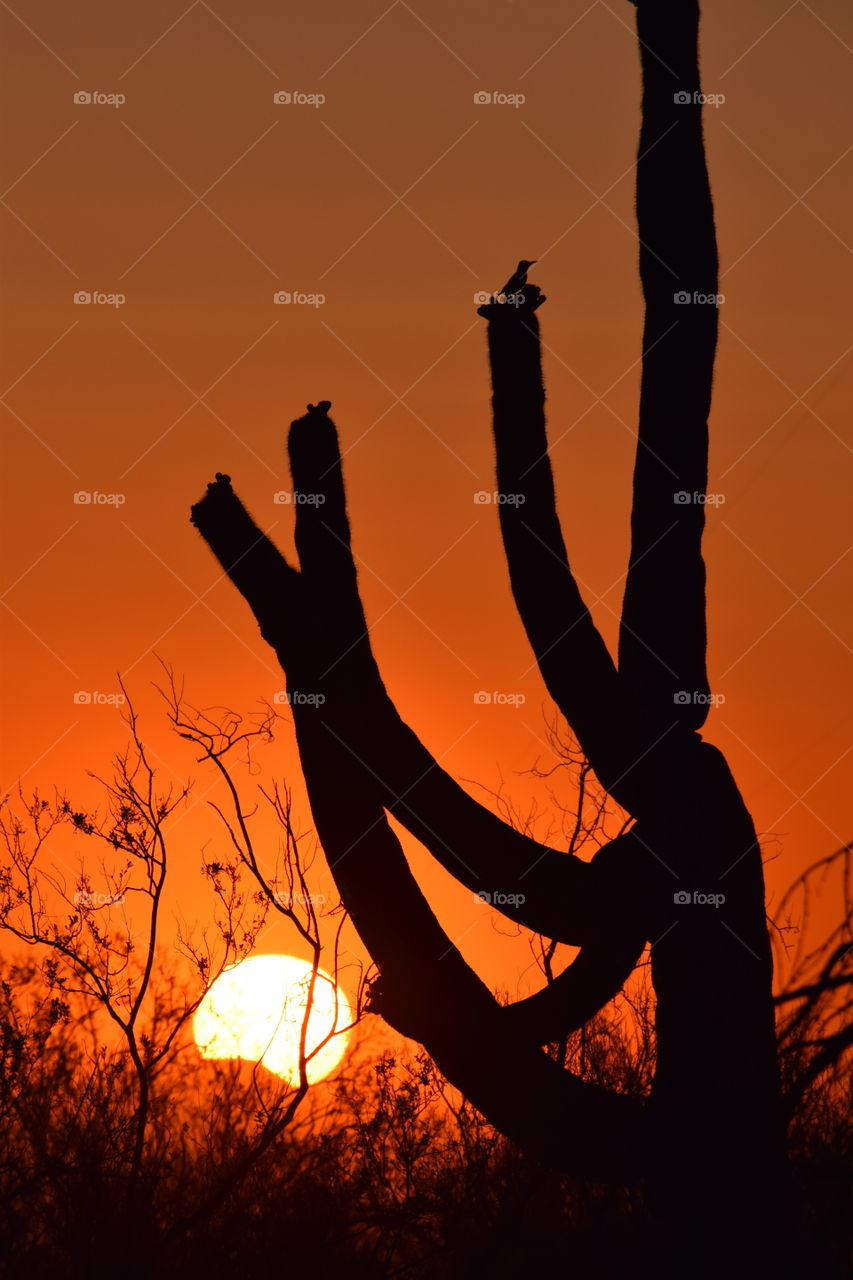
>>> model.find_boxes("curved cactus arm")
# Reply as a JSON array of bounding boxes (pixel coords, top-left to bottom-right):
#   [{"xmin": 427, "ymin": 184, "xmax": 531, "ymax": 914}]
[
  {"xmin": 189, "ymin": 471, "xmax": 303, "ymax": 660},
  {"xmin": 501, "ymin": 827, "xmax": 663, "ymax": 1044},
  {"xmin": 480, "ymin": 299, "xmax": 657, "ymax": 816},
  {"xmin": 618, "ymin": 0, "xmax": 718, "ymax": 736},
  {"xmin": 503, "ymin": 931, "xmax": 646, "ymax": 1046},
  {"xmin": 287, "ymin": 689, "xmax": 650, "ymax": 1182},
  {"xmin": 191, "ymin": 449, "xmax": 635, "ymax": 946}
]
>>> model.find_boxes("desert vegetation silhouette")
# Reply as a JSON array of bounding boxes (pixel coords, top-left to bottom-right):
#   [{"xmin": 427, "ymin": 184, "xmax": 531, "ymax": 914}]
[
  {"xmin": 188, "ymin": 3, "xmax": 826, "ymax": 1274},
  {"xmin": 0, "ymin": 681, "xmax": 367, "ymax": 1272},
  {"xmin": 0, "ymin": 710, "xmax": 848, "ymax": 1278}
]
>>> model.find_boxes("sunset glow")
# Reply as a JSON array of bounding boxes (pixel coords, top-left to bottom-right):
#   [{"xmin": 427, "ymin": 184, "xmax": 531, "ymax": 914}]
[{"xmin": 0, "ymin": 0, "xmax": 850, "ymax": 1270}]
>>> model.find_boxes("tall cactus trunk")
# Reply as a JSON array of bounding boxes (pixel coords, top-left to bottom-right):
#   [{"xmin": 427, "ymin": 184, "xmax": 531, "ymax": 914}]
[
  {"xmin": 479, "ymin": 1, "xmax": 787, "ymax": 1270},
  {"xmin": 632, "ymin": 5, "xmax": 787, "ymax": 1270}
]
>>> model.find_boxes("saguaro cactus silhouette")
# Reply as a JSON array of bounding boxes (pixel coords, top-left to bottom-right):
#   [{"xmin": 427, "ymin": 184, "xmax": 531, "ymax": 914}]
[{"xmin": 191, "ymin": 1, "xmax": 786, "ymax": 1269}]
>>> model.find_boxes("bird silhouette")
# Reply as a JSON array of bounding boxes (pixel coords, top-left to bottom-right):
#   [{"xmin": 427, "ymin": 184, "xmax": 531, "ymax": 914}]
[{"xmin": 499, "ymin": 259, "xmax": 537, "ymax": 297}]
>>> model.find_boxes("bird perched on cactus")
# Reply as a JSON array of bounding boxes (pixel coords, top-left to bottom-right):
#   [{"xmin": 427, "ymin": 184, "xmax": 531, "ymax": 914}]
[{"xmin": 499, "ymin": 259, "xmax": 537, "ymax": 298}]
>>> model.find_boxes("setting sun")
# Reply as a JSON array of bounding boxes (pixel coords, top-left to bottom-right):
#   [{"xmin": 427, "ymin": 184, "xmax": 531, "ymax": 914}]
[{"xmin": 193, "ymin": 955, "xmax": 351, "ymax": 1085}]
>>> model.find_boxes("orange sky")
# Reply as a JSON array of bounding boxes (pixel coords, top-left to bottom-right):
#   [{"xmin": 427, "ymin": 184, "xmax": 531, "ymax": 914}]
[{"xmin": 1, "ymin": 0, "xmax": 851, "ymax": 1005}]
